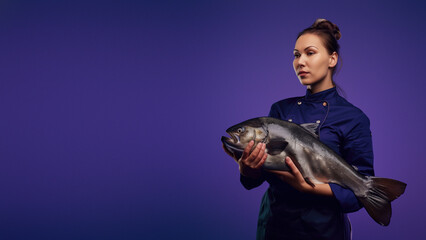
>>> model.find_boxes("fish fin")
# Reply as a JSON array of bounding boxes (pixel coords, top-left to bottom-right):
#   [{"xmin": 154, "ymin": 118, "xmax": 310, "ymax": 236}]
[
  {"xmin": 359, "ymin": 177, "xmax": 407, "ymax": 226},
  {"xmin": 352, "ymin": 165, "xmax": 359, "ymax": 171},
  {"xmin": 266, "ymin": 138, "xmax": 288, "ymax": 155},
  {"xmin": 300, "ymin": 123, "xmax": 319, "ymax": 138},
  {"xmin": 304, "ymin": 177, "xmax": 316, "ymax": 188}
]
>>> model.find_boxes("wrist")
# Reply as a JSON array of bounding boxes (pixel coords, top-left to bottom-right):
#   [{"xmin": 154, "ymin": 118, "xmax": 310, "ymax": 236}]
[
  {"xmin": 303, "ymin": 183, "xmax": 333, "ymax": 196},
  {"xmin": 302, "ymin": 185, "xmax": 316, "ymax": 194},
  {"xmin": 239, "ymin": 165, "xmax": 263, "ymax": 179}
]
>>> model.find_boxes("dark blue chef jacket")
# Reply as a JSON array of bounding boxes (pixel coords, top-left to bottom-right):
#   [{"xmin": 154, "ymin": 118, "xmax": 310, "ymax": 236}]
[{"xmin": 241, "ymin": 87, "xmax": 374, "ymax": 240}]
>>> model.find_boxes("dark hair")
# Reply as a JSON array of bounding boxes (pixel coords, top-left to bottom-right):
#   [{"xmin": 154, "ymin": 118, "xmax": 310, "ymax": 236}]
[{"xmin": 297, "ymin": 19, "xmax": 342, "ymax": 78}]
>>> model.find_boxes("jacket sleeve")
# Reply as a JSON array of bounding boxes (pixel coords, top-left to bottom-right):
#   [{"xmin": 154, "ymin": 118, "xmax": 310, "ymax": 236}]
[
  {"xmin": 239, "ymin": 103, "xmax": 282, "ymax": 190},
  {"xmin": 329, "ymin": 113, "xmax": 375, "ymax": 213},
  {"xmin": 240, "ymin": 174, "xmax": 265, "ymax": 190}
]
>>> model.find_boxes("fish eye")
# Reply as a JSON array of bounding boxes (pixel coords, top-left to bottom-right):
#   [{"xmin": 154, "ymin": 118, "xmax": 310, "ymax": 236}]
[{"xmin": 237, "ymin": 127, "xmax": 244, "ymax": 133}]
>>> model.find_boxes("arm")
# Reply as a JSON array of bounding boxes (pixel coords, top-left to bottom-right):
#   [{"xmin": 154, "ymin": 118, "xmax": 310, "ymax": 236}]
[
  {"xmin": 239, "ymin": 103, "xmax": 283, "ymax": 189},
  {"xmin": 265, "ymin": 102, "xmax": 335, "ymax": 195},
  {"xmin": 267, "ymin": 113, "xmax": 374, "ymax": 210},
  {"xmin": 226, "ymin": 141, "xmax": 267, "ymax": 190},
  {"xmin": 329, "ymin": 114, "xmax": 374, "ymax": 212},
  {"xmin": 268, "ymin": 157, "xmax": 333, "ymax": 196}
]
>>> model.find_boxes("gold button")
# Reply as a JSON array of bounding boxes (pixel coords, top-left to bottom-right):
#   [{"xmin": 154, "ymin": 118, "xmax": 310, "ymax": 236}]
[
  {"xmin": 316, "ymin": 120, "xmax": 321, "ymax": 124},
  {"xmin": 297, "ymin": 101, "xmax": 302, "ymax": 105},
  {"xmin": 323, "ymin": 102, "xmax": 327, "ymax": 106}
]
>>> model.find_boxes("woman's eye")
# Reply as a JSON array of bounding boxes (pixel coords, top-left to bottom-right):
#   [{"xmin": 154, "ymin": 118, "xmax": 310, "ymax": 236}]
[
  {"xmin": 307, "ymin": 51, "xmax": 315, "ymax": 56},
  {"xmin": 294, "ymin": 53, "xmax": 300, "ymax": 58}
]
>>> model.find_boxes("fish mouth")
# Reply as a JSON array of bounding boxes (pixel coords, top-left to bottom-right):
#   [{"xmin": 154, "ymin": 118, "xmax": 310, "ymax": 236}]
[
  {"xmin": 221, "ymin": 134, "xmax": 244, "ymax": 159},
  {"xmin": 221, "ymin": 133, "xmax": 240, "ymax": 149}
]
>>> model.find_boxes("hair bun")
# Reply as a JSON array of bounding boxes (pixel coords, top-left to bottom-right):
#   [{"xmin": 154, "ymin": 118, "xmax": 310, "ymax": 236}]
[{"xmin": 312, "ymin": 18, "xmax": 341, "ymax": 40}]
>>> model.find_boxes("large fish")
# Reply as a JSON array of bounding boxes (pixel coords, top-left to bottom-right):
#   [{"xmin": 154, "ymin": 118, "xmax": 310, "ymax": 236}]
[{"xmin": 221, "ymin": 117, "xmax": 406, "ymax": 226}]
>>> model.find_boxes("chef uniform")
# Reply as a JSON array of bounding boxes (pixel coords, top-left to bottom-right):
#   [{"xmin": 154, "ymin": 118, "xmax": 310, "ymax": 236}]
[{"xmin": 241, "ymin": 87, "xmax": 374, "ymax": 240}]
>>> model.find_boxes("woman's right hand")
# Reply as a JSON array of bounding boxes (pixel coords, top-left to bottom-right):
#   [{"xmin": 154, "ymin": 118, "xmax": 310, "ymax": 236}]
[{"xmin": 238, "ymin": 140, "xmax": 267, "ymax": 179}]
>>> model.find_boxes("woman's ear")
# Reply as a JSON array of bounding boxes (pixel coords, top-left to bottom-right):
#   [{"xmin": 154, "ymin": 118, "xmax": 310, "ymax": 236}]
[{"xmin": 329, "ymin": 52, "xmax": 338, "ymax": 68}]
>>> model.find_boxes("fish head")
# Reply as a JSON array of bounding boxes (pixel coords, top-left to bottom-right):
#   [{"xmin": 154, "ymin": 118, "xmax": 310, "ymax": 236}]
[{"xmin": 221, "ymin": 118, "xmax": 268, "ymax": 160}]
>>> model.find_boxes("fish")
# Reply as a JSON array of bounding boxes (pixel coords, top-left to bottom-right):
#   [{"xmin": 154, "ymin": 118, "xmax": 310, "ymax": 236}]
[{"xmin": 221, "ymin": 117, "xmax": 406, "ymax": 226}]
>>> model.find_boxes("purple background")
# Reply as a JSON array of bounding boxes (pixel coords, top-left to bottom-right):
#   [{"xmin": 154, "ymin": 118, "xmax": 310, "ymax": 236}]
[{"xmin": 1, "ymin": 1, "xmax": 425, "ymax": 239}]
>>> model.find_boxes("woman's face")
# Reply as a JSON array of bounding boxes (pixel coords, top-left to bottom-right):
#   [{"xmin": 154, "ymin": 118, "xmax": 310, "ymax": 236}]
[{"xmin": 293, "ymin": 33, "xmax": 337, "ymax": 90}]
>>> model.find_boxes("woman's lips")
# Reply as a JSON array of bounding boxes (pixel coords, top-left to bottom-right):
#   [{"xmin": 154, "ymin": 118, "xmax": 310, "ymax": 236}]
[{"xmin": 298, "ymin": 71, "xmax": 309, "ymax": 76}]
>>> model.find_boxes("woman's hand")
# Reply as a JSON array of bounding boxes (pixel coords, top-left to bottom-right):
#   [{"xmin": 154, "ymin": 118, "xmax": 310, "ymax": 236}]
[
  {"xmin": 238, "ymin": 141, "xmax": 267, "ymax": 179},
  {"xmin": 223, "ymin": 140, "xmax": 267, "ymax": 179},
  {"xmin": 268, "ymin": 157, "xmax": 333, "ymax": 196}
]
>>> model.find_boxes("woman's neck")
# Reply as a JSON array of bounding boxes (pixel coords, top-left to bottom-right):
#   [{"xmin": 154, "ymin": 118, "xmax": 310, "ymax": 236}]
[{"xmin": 307, "ymin": 75, "xmax": 334, "ymax": 94}]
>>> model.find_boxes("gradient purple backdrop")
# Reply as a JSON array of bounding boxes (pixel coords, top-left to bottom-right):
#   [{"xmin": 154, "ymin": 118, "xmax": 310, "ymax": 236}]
[{"xmin": 1, "ymin": 1, "xmax": 425, "ymax": 239}]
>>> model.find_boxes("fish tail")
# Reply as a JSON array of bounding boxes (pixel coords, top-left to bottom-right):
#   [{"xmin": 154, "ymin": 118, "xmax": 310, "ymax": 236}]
[{"xmin": 359, "ymin": 177, "xmax": 407, "ymax": 226}]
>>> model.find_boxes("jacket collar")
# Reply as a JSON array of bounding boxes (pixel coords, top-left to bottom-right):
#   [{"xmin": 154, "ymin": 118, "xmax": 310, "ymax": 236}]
[{"xmin": 304, "ymin": 87, "xmax": 338, "ymax": 101}]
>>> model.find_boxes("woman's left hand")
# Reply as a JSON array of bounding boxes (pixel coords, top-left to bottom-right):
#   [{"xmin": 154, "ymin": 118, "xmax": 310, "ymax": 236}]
[{"xmin": 267, "ymin": 156, "xmax": 315, "ymax": 193}]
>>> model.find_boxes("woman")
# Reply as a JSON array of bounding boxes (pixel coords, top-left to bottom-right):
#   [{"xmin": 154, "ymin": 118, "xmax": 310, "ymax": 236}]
[{"xmin": 234, "ymin": 19, "xmax": 374, "ymax": 239}]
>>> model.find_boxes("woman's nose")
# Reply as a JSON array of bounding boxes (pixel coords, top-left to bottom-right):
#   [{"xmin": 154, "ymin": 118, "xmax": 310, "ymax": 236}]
[
  {"xmin": 294, "ymin": 56, "xmax": 306, "ymax": 69},
  {"xmin": 297, "ymin": 55, "xmax": 306, "ymax": 66}
]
